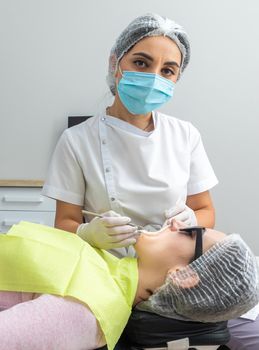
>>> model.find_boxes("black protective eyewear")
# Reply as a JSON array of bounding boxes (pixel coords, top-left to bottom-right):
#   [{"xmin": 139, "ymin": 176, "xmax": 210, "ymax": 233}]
[{"xmin": 179, "ymin": 226, "xmax": 206, "ymax": 262}]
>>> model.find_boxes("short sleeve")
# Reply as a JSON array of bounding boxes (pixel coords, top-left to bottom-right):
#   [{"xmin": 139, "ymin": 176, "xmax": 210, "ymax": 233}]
[
  {"xmin": 187, "ymin": 123, "xmax": 218, "ymax": 195},
  {"xmin": 42, "ymin": 130, "xmax": 85, "ymax": 205}
]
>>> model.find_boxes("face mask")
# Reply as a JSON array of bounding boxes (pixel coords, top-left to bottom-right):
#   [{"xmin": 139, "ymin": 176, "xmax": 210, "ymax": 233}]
[{"xmin": 117, "ymin": 70, "xmax": 175, "ymax": 115}]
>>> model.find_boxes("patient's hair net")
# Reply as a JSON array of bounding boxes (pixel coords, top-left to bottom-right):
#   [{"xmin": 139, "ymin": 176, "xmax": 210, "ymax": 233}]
[
  {"xmin": 137, "ymin": 234, "xmax": 259, "ymax": 322},
  {"xmin": 107, "ymin": 13, "xmax": 190, "ymax": 95}
]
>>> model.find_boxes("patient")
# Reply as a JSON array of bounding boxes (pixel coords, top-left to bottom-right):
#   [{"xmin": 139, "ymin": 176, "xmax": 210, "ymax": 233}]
[{"xmin": 0, "ymin": 221, "xmax": 258, "ymax": 350}]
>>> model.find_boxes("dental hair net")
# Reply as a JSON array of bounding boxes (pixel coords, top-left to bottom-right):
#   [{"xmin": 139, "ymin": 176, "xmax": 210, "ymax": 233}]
[
  {"xmin": 107, "ymin": 13, "xmax": 190, "ymax": 95},
  {"xmin": 137, "ymin": 234, "xmax": 259, "ymax": 322}
]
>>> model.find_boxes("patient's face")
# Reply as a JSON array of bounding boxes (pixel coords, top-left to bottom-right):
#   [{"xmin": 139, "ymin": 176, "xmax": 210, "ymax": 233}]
[{"xmin": 134, "ymin": 223, "xmax": 226, "ymax": 270}]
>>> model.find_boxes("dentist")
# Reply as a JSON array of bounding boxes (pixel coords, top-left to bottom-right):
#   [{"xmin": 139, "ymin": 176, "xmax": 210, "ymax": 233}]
[{"xmin": 43, "ymin": 13, "xmax": 217, "ymax": 257}]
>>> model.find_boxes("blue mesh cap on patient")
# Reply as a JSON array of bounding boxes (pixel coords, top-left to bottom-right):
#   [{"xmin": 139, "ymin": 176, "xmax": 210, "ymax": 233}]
[
  {"xmin": 107, "ymin": 13, "xmax": 191, "ymax": 95},
  {"xmin": 137, "ymin": 234, "xmax": 259, "ymax": 322}
]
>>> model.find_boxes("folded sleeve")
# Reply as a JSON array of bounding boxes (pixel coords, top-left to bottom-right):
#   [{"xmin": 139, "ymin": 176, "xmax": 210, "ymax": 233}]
[{"xmin": 42, "ymin": 130, "xmax": 85, "ymax": 205}]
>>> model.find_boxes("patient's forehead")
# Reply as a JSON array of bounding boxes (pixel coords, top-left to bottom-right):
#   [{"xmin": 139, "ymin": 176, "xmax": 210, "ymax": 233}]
[
  {"xmin": 202, "ymin": 228, "xmax": 226, "ymax": 252},
  {"xmin": 161, "ymin": 226, "xmax": 227, "ymax": 253}
]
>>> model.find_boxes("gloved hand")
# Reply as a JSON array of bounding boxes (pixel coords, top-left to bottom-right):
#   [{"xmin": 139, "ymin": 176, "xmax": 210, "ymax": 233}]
[
  {"xmin": 77, "ymin": 210, "xmax": 139, "ymax": 249},
  {"xmin": 163, "ymin": 200, "xmax": 197, "ymax": 227}
]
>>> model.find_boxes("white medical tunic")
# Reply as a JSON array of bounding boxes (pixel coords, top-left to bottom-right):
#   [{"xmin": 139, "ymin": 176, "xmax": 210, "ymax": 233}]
[{"xmin": 42, "ymin": 111, "xmax": 218, "ymax": 257}]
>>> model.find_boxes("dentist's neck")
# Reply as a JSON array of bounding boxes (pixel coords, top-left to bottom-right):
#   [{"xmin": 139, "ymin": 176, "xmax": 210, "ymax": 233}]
[{"xmin": 107, "ymin": 99, "xmax": 153, "ymax": 131}]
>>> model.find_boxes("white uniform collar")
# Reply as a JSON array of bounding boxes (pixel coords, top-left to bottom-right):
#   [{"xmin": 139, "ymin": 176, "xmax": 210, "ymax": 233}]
[{"xmin": 104, "ymin": 111, "xmax": 157, "ymax": 136}]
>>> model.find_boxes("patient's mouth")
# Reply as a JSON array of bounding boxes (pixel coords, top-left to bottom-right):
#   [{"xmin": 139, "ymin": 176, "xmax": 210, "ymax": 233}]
[{"xmin": 140, "ymin": 225, "xmax": 171, "ymax": 236}]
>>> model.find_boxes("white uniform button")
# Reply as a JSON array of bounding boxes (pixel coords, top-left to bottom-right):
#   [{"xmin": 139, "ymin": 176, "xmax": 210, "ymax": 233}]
[
  {"xmin": 110, "ymin": 197, "xmax": 116, "ymax": 201},
  {"xmin": 105, "ymin": 167, "xmax": 110, "ymax": 172},
  {"xmin": 101, "ymin": 117, "xmax": 106, "ymax": 121},
  {"xmin": 102, "ymin": 139, "xmax": 106, "ymax": 145}
]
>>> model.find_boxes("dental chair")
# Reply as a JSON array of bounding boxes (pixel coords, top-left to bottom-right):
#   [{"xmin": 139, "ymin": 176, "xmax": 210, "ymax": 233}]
[{"xmin": 97, "ymin": 308, "xmax": 230, "ymax": 350}]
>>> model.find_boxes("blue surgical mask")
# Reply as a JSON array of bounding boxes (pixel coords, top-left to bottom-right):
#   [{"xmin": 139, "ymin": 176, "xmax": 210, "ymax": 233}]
[{"xmin": 117, "ymin": 70, "xmax": 175, "ymax": 115}]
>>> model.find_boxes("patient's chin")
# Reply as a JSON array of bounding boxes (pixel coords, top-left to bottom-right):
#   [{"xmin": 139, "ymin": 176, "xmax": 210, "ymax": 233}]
[{"xmin": 133, "ymin": 233, "xmax": 144, "ymax": 251}]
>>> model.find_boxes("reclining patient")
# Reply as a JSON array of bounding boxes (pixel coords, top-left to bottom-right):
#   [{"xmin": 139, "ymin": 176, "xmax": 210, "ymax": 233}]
[{"xmin": 0, "ymin": 221, "xmax": 258, "ymax": 350}]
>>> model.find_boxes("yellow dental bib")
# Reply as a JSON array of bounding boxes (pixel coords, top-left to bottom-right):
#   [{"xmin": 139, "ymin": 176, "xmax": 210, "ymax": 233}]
[{"xmin": 0, "ymin": 222, "xmax": 138, "ymax": 350}]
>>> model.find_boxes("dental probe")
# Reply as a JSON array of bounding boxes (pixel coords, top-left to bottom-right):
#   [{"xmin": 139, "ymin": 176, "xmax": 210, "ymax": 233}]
[
  {"xmin": 140, "ymin": 225, "xmax": 171, "ymax": 235},
  {"xmin": 82, "ymin": 210, "xmax": 144, "ymax": 230}
]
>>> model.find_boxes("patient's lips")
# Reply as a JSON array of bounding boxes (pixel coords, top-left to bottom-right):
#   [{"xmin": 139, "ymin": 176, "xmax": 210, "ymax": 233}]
[{"xmin": 140, "ymin": 225, "xmax": 171, "ymax": 236}]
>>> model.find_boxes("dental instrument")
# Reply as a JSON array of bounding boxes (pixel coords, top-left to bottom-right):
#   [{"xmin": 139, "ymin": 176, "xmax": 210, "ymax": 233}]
[{"xmin": 82, "ymin": 210, "xmax": 144, "ymax": 231}]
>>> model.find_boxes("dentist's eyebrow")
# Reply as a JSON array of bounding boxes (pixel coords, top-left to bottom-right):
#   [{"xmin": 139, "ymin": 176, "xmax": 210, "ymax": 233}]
[
  {"xmin": 132, "ymin": 52, "xmax": 153, "ymax": 60},
  {"xmin": 132, "ymin": 52, "xmax": 180, "ymax": 68}
]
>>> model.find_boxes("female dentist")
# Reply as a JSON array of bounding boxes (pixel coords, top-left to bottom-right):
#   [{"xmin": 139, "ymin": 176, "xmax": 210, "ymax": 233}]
[{"xmin": 42, "ymin": 13, "xmax": 258, "ymax": 350}]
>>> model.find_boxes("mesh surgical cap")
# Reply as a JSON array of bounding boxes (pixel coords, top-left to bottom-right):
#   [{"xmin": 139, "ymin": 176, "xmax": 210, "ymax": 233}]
[
  {"xmin": 107, "ymin": 13, "xmax": 190, "ymax": 95},
  {"xmin": 137, "ymin": 234, "xmax": 259, "ymax": 323}
]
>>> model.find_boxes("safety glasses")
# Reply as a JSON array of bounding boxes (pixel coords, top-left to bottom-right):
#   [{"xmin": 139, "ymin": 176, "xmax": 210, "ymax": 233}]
[{"xmin": 179, "ymin": 226, "xmax": 206, "ymax": 262}]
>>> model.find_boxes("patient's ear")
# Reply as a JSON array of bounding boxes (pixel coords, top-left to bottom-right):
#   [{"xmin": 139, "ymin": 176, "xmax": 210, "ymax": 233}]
[{"xmin": 167, "ymin": 266, "xmax": 200, "ymax": 288}]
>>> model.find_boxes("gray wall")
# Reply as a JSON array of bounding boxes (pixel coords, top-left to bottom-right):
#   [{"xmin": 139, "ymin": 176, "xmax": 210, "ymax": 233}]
[{"xmin": 0, "ymin": 0, "xmax": 259, "ymax": 253}]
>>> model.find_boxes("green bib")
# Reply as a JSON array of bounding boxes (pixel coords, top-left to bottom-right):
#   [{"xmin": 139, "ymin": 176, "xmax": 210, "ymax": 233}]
[{"xmin": 0, "ymin": 222, "xmax": 138, "ymax": 350}]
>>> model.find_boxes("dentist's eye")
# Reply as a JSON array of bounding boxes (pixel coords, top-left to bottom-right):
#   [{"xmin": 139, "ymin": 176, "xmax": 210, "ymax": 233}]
[
  {"xmin": 134, "ymin": 60, "xmax": 148, "ymax": 68},
  {"xmin": 161, "ymin": 68, "xmax": 175, "ymax": 76}
]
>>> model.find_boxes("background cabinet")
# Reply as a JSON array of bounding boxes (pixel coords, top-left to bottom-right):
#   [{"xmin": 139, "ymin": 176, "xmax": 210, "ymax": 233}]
[{"xmin": 0, "ymin": 185, "xmax": 55, "ymax": 233}]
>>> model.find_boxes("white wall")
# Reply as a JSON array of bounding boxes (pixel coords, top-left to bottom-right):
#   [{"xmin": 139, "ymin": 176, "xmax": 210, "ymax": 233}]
[{"xmin": 0, "ymin": 0, "xmax": 259, "ymax": 253}]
